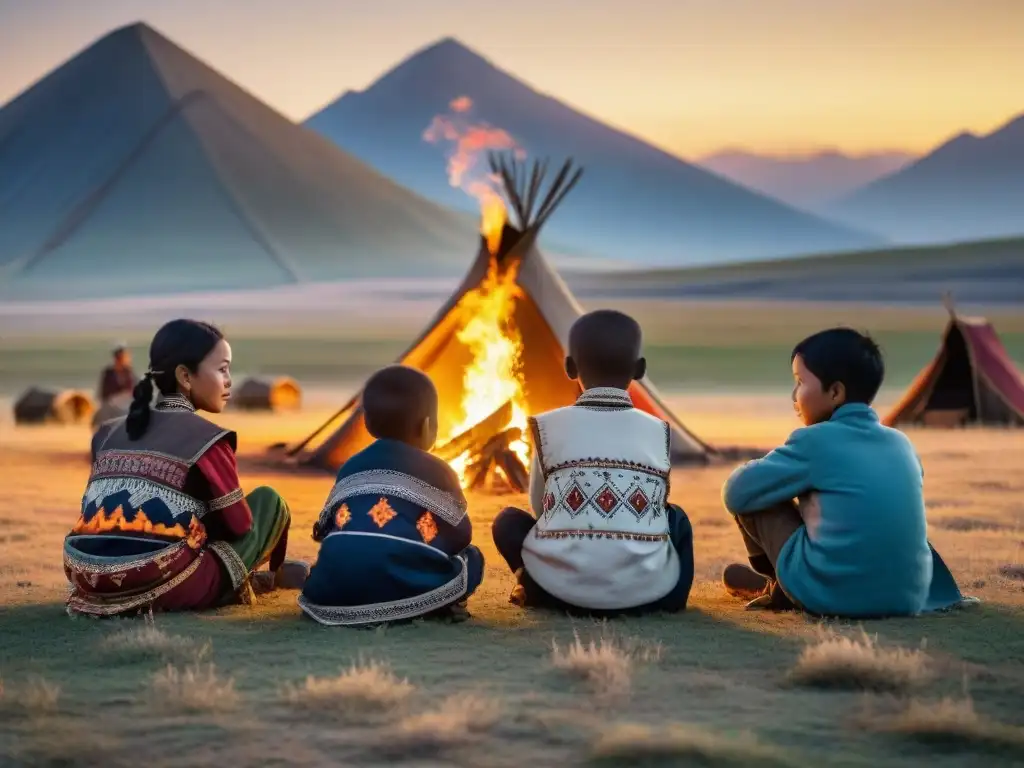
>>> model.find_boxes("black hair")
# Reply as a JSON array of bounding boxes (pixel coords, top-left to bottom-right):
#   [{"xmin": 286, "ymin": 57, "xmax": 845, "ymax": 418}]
[
  {"xmin": 791, "ymin": 327, "xmax": 884, "ymax": 405},
  {"xmin": 567, "ymin": 309, "xmax": 645, "ymax": 388},
  {"xmin": 125, "ymin": 319, "xmax": 224, "ymax": 440},
  {"xmin": 362, "ymin": 365, "xmax": 438, "ymax": 443}
]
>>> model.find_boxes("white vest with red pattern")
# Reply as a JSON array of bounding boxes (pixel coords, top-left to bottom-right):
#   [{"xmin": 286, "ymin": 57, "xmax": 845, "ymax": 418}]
[{"xmin": 521, "ymin": 387, "xmax": 679, "ymax": 609}]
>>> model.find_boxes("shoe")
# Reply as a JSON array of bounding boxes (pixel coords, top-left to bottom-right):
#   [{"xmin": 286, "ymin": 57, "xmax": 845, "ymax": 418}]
[
  {"xmin": 509, "ymin": 568, "xmax": 527, "ymax": 607},
  {"xmin": 723, "ymin": 563, "xmax": 770, "ymax": 600},
  {"xmin": 744, "ymin": 580, "xmax": 795, "ymax": 612},
  {"xmin": 275, "ymin": 560, "xmax": 310, "ymax": 590}
]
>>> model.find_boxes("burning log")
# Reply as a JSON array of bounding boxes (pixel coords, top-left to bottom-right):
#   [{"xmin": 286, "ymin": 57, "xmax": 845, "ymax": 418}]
[
  {"xmin": 434, "ymin": 401, "xmax": 513, "ymax": 461},
  {"xmin": 494, "ymin": 448, "xmax": 529, "ymax": 492}
]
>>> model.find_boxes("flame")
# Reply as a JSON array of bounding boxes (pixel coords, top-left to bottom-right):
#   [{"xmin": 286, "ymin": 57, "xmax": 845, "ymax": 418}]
[
  {"xmin": 438, "ymin": 258, "xmax": 530, "ymax": 487},
  {"xmin": 424, "ymin": 96, "xmax": 532, "ymax": 488},
  {"xmin": 73, "ymin": 505, "xmax": 207, "ymax": 549}
]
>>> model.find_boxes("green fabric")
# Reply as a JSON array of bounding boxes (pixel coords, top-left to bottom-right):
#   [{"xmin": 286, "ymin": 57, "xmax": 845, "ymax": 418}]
[{"xmin": 227, "ymin": 486, "xmax": 291, "ymax": 570}]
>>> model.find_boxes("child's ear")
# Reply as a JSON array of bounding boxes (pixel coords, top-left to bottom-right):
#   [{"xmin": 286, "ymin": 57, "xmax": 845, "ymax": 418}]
[
  {"xmin": 829, "ymin": 381, "xmax": 847, "ymax": 406},
  {"xmin": 564, "ymin": 356, "xmax": 578, "ymax": 381},
  {"xmin": 419, "ymin": 416, "xmax": 435, "ymax": 450},
  {"xmin": 633, "ymin": 357, "xmax": 647, "ymax": 381}
]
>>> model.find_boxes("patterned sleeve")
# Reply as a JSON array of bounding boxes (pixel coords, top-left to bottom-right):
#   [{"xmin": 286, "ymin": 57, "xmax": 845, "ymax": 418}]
[{"xmin": 194, "ymin": 438, "xmax": 253, "ymax": 538}]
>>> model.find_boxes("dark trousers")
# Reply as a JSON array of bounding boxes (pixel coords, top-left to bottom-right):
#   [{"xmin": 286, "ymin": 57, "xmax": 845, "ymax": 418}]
[
  {"xmin": 491, "ymin": 504, "xmax": 695, "ymax": 615},
  {"xmin": 733, "ymin": 500, "xmax": 805, "ymax": 606}
]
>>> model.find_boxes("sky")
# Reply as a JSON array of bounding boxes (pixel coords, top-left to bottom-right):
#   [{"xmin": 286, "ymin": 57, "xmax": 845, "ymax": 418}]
[{"xmin": 0, "ymin": 0, "xmax": 1021, "ymax": 158}]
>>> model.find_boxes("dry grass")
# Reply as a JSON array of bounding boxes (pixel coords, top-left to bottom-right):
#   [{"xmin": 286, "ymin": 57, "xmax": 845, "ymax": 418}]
[
  {"xmin": 100, "ymin": 621, "xmax": 210, "ymax": 662},
  {"xmin": 0, "ymin": 676, "xmax": 60, "ymax": 716},
  {"xmin": 382, "ymin": 693, "xmax": 502, "ymax": 754},
  {"xmin": 151, "ymin": 662, "xmax": 239, "ymax": 712},
  {"xmin": 589, "ymin": 723, "xmax": 796, "ymax": 767},
  {"xmin": 863, "ymin": 697, "xmax": 1024, "ymax": 755},
  {"xmin": 281, "ymin": 659, "xmax": 414, "ymax": 720},
  {"xmin": 550, "ymin": 629, "xmax": 663, "ymax": 699},
  {"xmin": 788, "ymin": 629, "xmax": 932, "ymax": 692}
]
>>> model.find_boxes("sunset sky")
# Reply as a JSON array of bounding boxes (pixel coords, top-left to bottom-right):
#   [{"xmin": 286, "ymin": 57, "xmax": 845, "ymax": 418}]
[{"xmin": 0, "ymin": 0, "xmax": 1020, "ymax": 158}]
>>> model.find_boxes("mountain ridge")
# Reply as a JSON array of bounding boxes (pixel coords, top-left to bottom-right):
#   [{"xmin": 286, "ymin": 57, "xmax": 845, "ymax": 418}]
[{"xmin": 306, "ymin": 36, "xmax": 881, "ymax": 266}]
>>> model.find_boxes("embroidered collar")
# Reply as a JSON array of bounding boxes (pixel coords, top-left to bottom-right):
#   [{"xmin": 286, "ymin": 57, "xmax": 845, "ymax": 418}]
[
  {"xmin": 154, "ymin": 393, "xmax": 196, "ymax": 413},
  {"xmin": 574, "ymin": 387, "xmax": 633, "ymax": 410}
]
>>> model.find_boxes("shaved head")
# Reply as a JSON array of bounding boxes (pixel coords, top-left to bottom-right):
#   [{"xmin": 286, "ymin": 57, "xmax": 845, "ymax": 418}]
[{"xmin": 567, "ymin": 309, "xmax": 645, "ymax": 389}]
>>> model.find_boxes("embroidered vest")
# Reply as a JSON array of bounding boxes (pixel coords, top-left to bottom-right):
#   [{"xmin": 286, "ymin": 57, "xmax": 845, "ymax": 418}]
[
  {"xmin": 73, "ymin": 397, "xmax": 234, "ymax": 551},
  {"xmin": 521, "ymin": 387, "xmax": 679, "ymax": 609}
]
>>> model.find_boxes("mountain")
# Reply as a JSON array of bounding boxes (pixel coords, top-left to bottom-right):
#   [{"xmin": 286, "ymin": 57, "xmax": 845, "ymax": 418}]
[
  {"xmin": 305, "ymin": 38, "xmax": 879, "ymax": 267},
  {"xmin": 828, "ymin": 113, "xmax": 1024, "ymax": 243},
  {"xmin": 0, "ymin": 23, "xmax": 478, "ymax": 300},
  {"xmin": 696, "ymin": 149, "xmax": 914, "ymax": 211}
]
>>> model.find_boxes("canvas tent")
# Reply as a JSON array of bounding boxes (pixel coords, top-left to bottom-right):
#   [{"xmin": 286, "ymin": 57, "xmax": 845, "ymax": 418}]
[
  {"xmin": 884, "ymin": 298, "xmax": 1024, "ymax": 428},
  {"xmin": 14, "ymin": 387, "xmax": 94, "ymax": 425},
  {"xmin": 288, "ymin": 155, "xmax": 715, "ymax": 472},
  {"xmin": 233, "ymin": 376, "xmax": 302, "ymax": 411}
]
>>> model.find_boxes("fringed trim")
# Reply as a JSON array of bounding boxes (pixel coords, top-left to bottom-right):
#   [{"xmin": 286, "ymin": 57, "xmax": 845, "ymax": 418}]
[{"xmin": 297, "ymin": 555, "xmax": 469, "ymax": 627}]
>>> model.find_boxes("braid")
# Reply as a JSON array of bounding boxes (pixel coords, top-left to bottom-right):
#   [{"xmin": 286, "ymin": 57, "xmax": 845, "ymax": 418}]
[{"xmin": 125, "ymin": 373, "xmax": 155, "ymax": 440}]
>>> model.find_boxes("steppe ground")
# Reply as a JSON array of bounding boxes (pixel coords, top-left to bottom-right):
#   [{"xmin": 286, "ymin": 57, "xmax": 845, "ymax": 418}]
[{"xmin": 1, "ymin": 299, "xmax": 1023, "ymax": 767}]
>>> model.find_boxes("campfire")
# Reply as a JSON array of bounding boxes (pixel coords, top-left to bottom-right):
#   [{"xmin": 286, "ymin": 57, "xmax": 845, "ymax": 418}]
[{"xmin": 432, "ymin": 194, "xmax": 532, "ymax": 493}]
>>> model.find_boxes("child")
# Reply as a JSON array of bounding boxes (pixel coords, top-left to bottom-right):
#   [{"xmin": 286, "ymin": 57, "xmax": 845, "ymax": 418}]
[
  {"xmin": 299, "ymin": 365, "xmax": 485, "ymax": 626},
  {"xmin": 65, "ymin": 319, "xmax": 306, "ymax": 617},
  {"xmin": 491, "ymin": 309, "xmax": 694, "ymax": 614},
  {"xmin": 721, "ymin": 327, "xmax": 966, "ymax": 616}
]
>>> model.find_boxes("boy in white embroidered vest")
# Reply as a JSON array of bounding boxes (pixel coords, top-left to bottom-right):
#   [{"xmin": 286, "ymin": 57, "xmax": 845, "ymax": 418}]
[{"xmin": 491, "ymin": 310, "xmax": 694, "ymax": 614}]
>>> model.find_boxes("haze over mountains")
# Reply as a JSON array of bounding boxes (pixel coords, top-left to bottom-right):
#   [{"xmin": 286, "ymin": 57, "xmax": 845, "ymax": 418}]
[
  {"xmin": 828, "ymin": 113, "xmax": 1024, "ymax": 244},
  {"xmin": 697, "ymin": 149, "xmax": 915, "ymax": 212},
  {"xmin": 306, "ymin": 38, "xmax": 878, "ymax": 267},
  {"xmin": 0, "ymin": 23, "xmax": 477, "ymax": 300}
]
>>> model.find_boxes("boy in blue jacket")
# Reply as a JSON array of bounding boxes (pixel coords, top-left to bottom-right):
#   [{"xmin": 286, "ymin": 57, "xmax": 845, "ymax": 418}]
[{"xmin": 721, "ymin": 328, "xmax": 965, "ymax": 617}]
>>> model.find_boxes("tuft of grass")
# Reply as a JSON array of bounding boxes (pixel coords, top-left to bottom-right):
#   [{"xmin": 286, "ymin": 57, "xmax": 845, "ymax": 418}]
[
  {"xmin": 281, "ymin": 660, "xmax": 414, "ymax": 720},
  {"xmin": 151, "ymin": 662, "xmax": 239, "ymax": 712},
  {"xmin": 551, "ymin": 629, "xmax": 663, "ymax": 699},
  {"xmin": 863, "ymin": 697, "xmax": 1024, "ymax": 756},
  {"xmin": 997, "ymin": 564, "xmax": 1024, "ymax": 581},
  {"xmin": 589, "ymin": 723, "xmax": 797, "ymax": 767},
  {"xmin": 383, "ymin": 693, "xmax": 502, "ymax": 754},
  {"xmin": 788, "ymin": 629, "xmax": 932, "ymax": 693},
  {"xmin": 0, "ymin": 676, "xmax": 60, "ymax": 717},
  {"xmin": 100, "ymin": 622, "xmax": 210, "ymax": 662}
]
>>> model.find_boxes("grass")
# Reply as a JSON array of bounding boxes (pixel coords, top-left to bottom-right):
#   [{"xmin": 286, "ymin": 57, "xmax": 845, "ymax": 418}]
[
  {"xmin": 1, "ymin": 300, "xmax": 1022, "ymax": 397},
  {"xmin": 788, "ymin": 629, "xmax": 932, "ymax": 692}
]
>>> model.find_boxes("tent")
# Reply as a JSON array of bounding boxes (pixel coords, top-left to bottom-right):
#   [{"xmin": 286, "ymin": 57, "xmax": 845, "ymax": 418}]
[
  {"xmin": 233, "ymin": 376, "xmax": 302, "ymax": 411},
  {"xmin": 884, "ymin": 298, "xmax": 1024, "ymax": 428},
  {"xmin": 288, "ymin": 155, "xmax": 716, "ymax": 473},
  {"xmin": 14, "ymin": 387, "xmax": 94, "ymax": 425}
]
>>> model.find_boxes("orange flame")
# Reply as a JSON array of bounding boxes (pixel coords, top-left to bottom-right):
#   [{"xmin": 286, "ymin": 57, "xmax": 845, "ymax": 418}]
[
  {"xmin": 73, "ymin": 505, "xmax": 207, "ymax": 549},
  {"xmin": 437, "ymin": 258, "xmax": 530, "ymax": 487},
  {"xmin": 423, "ymin": 95, "xmax": 524, "ymax": 253}
]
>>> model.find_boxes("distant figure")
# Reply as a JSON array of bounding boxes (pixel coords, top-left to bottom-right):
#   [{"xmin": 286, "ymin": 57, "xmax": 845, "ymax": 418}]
[{"xmin": 97, "ymin": 344, "xmax": 137, "ymax": 403}]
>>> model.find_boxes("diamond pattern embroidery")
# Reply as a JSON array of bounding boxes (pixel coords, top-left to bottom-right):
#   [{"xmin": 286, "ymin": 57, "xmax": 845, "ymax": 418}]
[
  {"xmin": 368, "ymin": 498, "xmax": 397, "ymax": 528},
  {"xmin": 627, "ymin": 487, "xmax": 650, "ymax": 518},
  {"xmin": 543, "ymin": 492, "xmax": 556, "ymax": 513},
  {"xmin": 563, "ymin": 484, "xmax": 586, "ymax": 516},
  {"xmin": 334, "ymin": 503, "xmax": 351, "ymax": 529},
  {"xmin": 593, "ymin": 484, "xmax": 619, "ymax": 516},
  {"xmin": 416, "ymin": 512, "xmax": 439, "ymax": 544}
]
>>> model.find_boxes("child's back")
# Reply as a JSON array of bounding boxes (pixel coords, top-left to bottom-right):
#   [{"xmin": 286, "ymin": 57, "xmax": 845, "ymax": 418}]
[
  {"xmin": 771, "ymin": 406, "xmax": 931, "ymax": 616},
  {"xmin": 522, "ymin": 390, "xmax": 679, "ymax": 609},
  {"xmin": 298, "ymin": 366, "xmax": 484, "ymax": 626}
]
